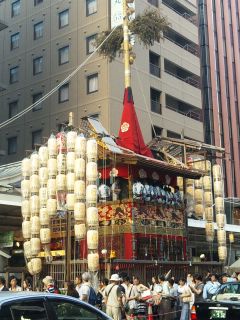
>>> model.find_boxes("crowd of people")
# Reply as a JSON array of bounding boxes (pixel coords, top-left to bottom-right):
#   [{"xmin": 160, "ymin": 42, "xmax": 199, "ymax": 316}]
[{"xmin": 0, "ymin": 271, "xmax": 239, "ymax": 320}]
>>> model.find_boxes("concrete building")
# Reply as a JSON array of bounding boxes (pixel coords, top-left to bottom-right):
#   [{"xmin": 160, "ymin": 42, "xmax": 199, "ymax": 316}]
[
  {"xmin": 198, "ymin": 0, "xmax": 240, "ymax": 199},
  {"xmin": 0, "ymin": 0, "xmax": 203, "ymax": 164}
]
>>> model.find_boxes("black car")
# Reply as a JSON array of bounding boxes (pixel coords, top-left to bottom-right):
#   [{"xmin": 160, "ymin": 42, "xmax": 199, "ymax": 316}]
[
  {"xmin": 194, "ymin": 282, "xmax": 240, "ymax": 320},
  {"xmin": 0, "ymin": 291, "xmax": 112, "ymax": 320}
]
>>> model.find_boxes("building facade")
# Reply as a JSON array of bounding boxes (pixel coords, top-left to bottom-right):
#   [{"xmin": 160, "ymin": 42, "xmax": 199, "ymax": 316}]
[
  {"xmin": 198, "ymin": 0, "xmax": 240, "ymax": 198},
  {"xmin": 0, "ymin": 0, "xmax": 203, "ymax": 164}
]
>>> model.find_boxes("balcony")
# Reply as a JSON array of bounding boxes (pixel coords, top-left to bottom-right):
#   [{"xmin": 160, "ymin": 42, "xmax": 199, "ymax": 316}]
[{"xmin": 162, "ymin": 0, "xmax": 197, "ymax": 25}]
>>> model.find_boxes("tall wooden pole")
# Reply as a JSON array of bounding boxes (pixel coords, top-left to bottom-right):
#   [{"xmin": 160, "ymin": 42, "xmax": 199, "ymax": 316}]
[{"xmin": 123, "ymin": 0, "xmax": 131, "ymax": 88}]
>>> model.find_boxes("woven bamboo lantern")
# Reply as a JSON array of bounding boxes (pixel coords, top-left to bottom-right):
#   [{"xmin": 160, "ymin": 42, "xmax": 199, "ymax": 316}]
[
  {"xmin": 205, "ymin": 222, "xmax": 214, "ymax": 242},
  {"xmin": 74, "ymin": 223, "xmax": 86, "ymax": 240},
  {"xmin": 31, "ymin": 152, "xmax": 39, "ymax": 174},
  {"xmin": 30, "ymin": 174, "xmax": 40, "ymax": 194},
  {"xmin": 186, "ymin": 179, "xmax": 194, "ymax": 186},
  {"xmin": 40, "ymin": 207, "xmax": 50, "ymax": 226},
  {"xmin": 39, "ymin": 146, "xmax": 48, "ymax": 167},
  {"xmin": 195, "ymin": 189, "xmax": 204, "ymax": 204},
  {"xmin": 212, "ymin": 164, "xmax": 222, "ymax": 180},
  {"xmin": 56, "ymin": 131, "xmax": 67, "ymax": 153},
  {"xmin": 204, "ymin": 191, "xmax": 213, "ymax": 206},
  {"xmin": 22, "ymin": 220, "xmax": 31, "ymax": 239},
  {"xmin": 86, "ymin": 139, "xmax": 98, "ymax": 161},
  {"xmin": 30, "ymin": 195, "xmax": 39, "ymax": 215},
  {"xmin": 48, "ymin": 134, "xmax": 57, "ymax": 158},
  {"xmin": 88, "ymin": 253, "xmax": 99, "ymax": 272},
  {"xmin": 30, "ymin": 237, "xmax": 41, "ymax": 256},
  {"xmin": 214, "ymin": 181, "xmax": 223, "ymax": 197},
  {"xmin": 74, "ymin": 202, "xmax": 85, "ymax": 221},
  {"xmin": 47, "ymin": 158, "xmax": 57, "ymax": 177},
  {"xmin": 56, "ymin": 174, "xmax": 66, "ymax": 191},
  {"xmin": 31, "ymin": 257, "xmax": 42, "ymax": 274},
  {"xmin": 66, "ymin": 152, "xmax": 75, "ymax": 172},
  {"xmin": 203, "ymin": 176, "xmax": 212, "ymax": 191},
  {"xmin": 39, "ymin": 187, "xmax": 48, "ymax": 207},
  {"xmin": 74, "ymin": 180, "xmax": 85, "ymax": 200},
  {"xmin": 218, "ymin": 246, "xmax": 227, "ymax": 261},
  {"xmin": 66, "ymin": 193, "xmax": 75, "ymax": 211},
  {"xmin": 47, "ymin": 178, "xmax": 56, "ymax": 198},
  {"xmin": 67, "ymin": 130, "xmax": 77, "ymax": 151},
  {"xmin": 87, "ymin": 230, "xmax": 99, "ymax": 250},
  {"xmin": 86, "ymin": 185, "xmax": 98, "ymax": 203},
  {"xmin": 194, "ymin": 204, "xmax": 204, "ymax": 218},
  {"xmin": 31, "ymin": 216, "xmax": 40, "ymax": 234},
  {"xmin": 39, "ymin": 167, "xmax": 48, "ymax": 186},
  {"xmin": 22, "ymin": 158, "xmax": 31, "ymax": 178},
  {"xmin": 24, "ymin": 241, "xmax": 32, "ymax": 259},
  {"xmin": 67, "ymin": 172, "xmax": 75, "ymax": 191},
  {"xmin": 217, "ymin": 229, "xmax": 226, "ymax": 245},
  {"xmin": 47, "ymin": 198, "xmax": 57, "ymax": 217},
  {"xmin": 75, "ymin": 158, "xmax": 85, "ymax": 179},
  {"xmin": 215, "ymin": 197, "xmax": 224, "ymax": 213},
  {"xmin": 177, "ymin": 177, "xmax": 183, "ymax": 190},
  {"xmin": 195, "ymin": 178, "xmax": 203, "ymax": 189},
  {"xmin": 40, "ymin": 227, "xmax": 51, "ymax": 244},
  {"xmin": 86, "ymin": 162, "xmax": 98, "ymax": 182},
  {"xmin": 57, "ymin": 153, "xmax": 66, "ymax": 173},
  {"xmin": 22, "ymin": 200, "xmax": 30, "ymax": 219},
  {"xmin": 75, "ymin": 134, "xmax": 86, "ymax": 157},
  {"xmin": 21, "ymin": 180, "xmax": 30, "ymax": 199},
  {"xmin": 205, "ymin": 207, "xmax": 213, "ymax": 221},
  {"xmin": 216, "ymin": 213, "xmax": 225, "ymax": 228}
]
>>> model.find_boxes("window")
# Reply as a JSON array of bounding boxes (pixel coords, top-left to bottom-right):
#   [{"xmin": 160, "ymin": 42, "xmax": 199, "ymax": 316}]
[
  {"xmin": 150, "ymin": 88, "xmax": 161, "ymax": 114},
  {"xmin": 86, "ymin": 34, "xmax": 96, "ymax": 54},
  {"xmin": 8, "ymin": 300, "xmax": 48, "ymax": 320},
  {"xmin": 10, "ymin": 32, "xmax": 20, "ymax": 50},
  {"xmin": 34, "ymin": 21, "xmax": 43, "ymax": 40},
  {"xmin": 59, "ymin": 9, "xmax": 69, "ymax": 28},
  {"xmin": 87, "ymin": 73, "xmax": 98, "ymax": 94},
  {"xmin": 11, "ymin": 0, "xmax": 20, "ymax": 17},
  {"xmin": 8, "ymin": 136, "xmax": 17, "ymax": 155},
  {"xmin": 9, "ymin": 100, "xmax": 18, "ymax": 118},
  {"xmin": 34, "ymin": 0, "xmax": 43, "ymax": 5},
  {"xmin": 32, "ymin": 92, "xmax": 43, "ymax": 111},
  {"xmin": 148, "ymin": 0, "xmax": 158, "ymax": 7},
  {"xmin": 86, "ymin": 0, "xmax": 97, "ymax": 16},
  {"xmin": 149, "ymin": 51, "xmax": 160, "ymax": 78},
  {"xmin": 32, "ymin": 130, "xmax": 42, "ymax": 148},
  {"xmin": 152, "ymin": 126, "xmax": 162, "ymax": 138},
  {"xmin": 58, "ymin": 83, "xmax": 69, "ymax": 103},
  {"xmin": 58, "ymin": 45, "xmax": 69, "ymax": 65},
  {"xmin": 33, "ymin": 56, "xmax": 43, "ymax": 75},
  {"xmin": 9, "ymin": 66, "xmax": 19, "ymax": 84}
]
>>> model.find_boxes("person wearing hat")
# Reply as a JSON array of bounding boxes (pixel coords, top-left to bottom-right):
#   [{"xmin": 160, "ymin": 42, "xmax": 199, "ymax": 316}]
[
  {"xmin": 42, "ymin": 276, "xmax": 58, "ymax": 294},
  {"xmin": 104, "ymin": 274, "xmax": 123, "ymax": 320}
]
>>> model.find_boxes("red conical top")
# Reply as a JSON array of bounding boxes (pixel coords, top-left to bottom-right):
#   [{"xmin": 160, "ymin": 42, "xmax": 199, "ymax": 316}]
[{"xmin": 117, "ymin": 87, "xmax": 153, "ymax": 158}]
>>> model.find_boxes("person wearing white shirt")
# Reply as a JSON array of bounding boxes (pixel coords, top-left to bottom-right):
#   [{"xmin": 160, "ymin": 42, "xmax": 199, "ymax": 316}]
[{"xmin": 9, "ymin": 276, "xmax": 22, "ymax": 292}]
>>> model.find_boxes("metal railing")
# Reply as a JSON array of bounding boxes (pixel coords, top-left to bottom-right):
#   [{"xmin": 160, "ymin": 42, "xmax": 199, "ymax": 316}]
[
  {"xmin": 149, "ymin": 63, "xmax": 161, "ymax": 78},
  {"xmin": 151, "ymin": 101, "xmax": 162, "ymax": 114},
  {"xmin": 164, "ymin": 69, "xmax": 201, "ymax": 89},
  {"xmin": 164, "ymin": 34, "xmax": 199, "ymax": 57},
  {"xmin": 166, "ymin": 105, "xmax": 202, "ymax": 121},
  {"xmin": 162, "ymin": 1, "xmax": 197, "ymax": 25}
]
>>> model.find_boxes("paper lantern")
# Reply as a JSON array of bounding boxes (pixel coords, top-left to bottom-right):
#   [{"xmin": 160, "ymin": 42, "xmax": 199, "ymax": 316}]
[
  {"xmin": 56, "ymin": 131, "xmax": 67, "ymax": 153},
  {"xmin": 31, "ymin": 152, "xmax": 39, "ymax": 174},
  {"xmin": 22, "ymin": 158, "xmax": 31, "ymax": 178},
  {"xmin": 216, "ymin": 213, "xmax": 225, "ymax": 228},
  {"xmin": 75, "ymin": 134, "xmax": 86, "ymax": 157},
  {"xmin": 74, "ymin": 202, "xmax": 85, "ymax": 221},
  {"xmin": 87, "ymin": 207, "xmax": 99, "ymax": 227},
  {"xmin": 47, "ymin": 158, "xmax": 57, "ymax": 177},
  {"xmin": 195, "ymin": 178, "xmax": 203, "ymax": 189},
  {"xmin": 27, "ymin": 261, "xmax": 34, "ymax": 275},
  {"xmin": 48, "ymin": 134, "xmax": 57, "ymax": 158},
  {"xmin": 40, "ymin": 227, "xmax": 51, "ymax": 244},
  {"xmin": 218, "ymin": 246, "xmax": 227, "ymax": 261},
  {"xmin": 204, "ymin": 160, "xmax": 211, "ymax": 172},
  {"xmin": 22, "ymin": 200, "xmax": 30, "ymax": 219},
  {"xmin": 74, "ymin": 180, "xmax": 85, "ymax": 200},
  {"xmin": 66, "ymin": 193, "xmax": 75, "ymax": 211},
  {"xmin": 75, "ymin": 158, "xmax": 85, "ymax": 179},
  {"xmin": 47, "ymin": 178, "xmax": 56, "ymax": 198},
  {"xmin": 205, "ymin": 222, "xmax": 214, "ymax": 242},
  {"xmin": 86, "ymin": 185, "xmax": 98, "ymax": 203},
  {"xmin": 21, "ymin": 180, "xmax": 30, "ymax": 199},
  {"xmin": 30, "ymin": 195, "xmax": 39, "ymax": 215},
  {"xmin": 86, "ymin": 139, "xmax": 98, "ymax": 161},
  {"xmin": 87, "ymin": 230, "xmax": 98, "ymax": 250},
  {"xmin": 215, "ymin": 197, "xmax": 224, "ymax": 214},
  {"xmin": 88, "ymin": 253, "xmax": 99, "ymax": 272},
  {"xmin": 195, "ymin": 189, "xmax": 203, "ymax": 204},
  {"xmin": 217, "ymin": 229, "xmax": 226, "ymax": 245},
  {"xmin": 203, "ymin": 176, "xmax": 212, "ymax": 191},
  {"xmin": 205, "ymin": 207, "xmax": 213, "ymax": 221},
  {"xmin": 186, "ymin": 179, "xmax": 194, "ymax": 186},
  {"xmin": 39, "ymin": 187, "xmax": 48, "ymax": 207},
  {"xmin": 39, "ymin": 146, "xmax": 48, "ymax": 167},
  {"xmin": 31, "ymin": 216, "xmax": 40, "ymax": 234},
  {"xmin": 30, "ymin": 174, "xmax": 40, "ymax": 194},
  {"xmin": 39, "ymin": 167, "xmax": 48, "ymax": 186},
  {"xmin": 57, "ymin": 153, "xmax": 66, "ymax": 173},
  {"xmin": 204, "ymin": 191, "xmax": 213, "ymax": 206},
  {"xmin": 67, "ymin": 130, "xmax": 77, "ymax": 151},
  {"xmin": 214, "ymin": 181, "xmax": 223, "ymax": 197},
  {"xmin": 40, "ymin": 208, "xmax": 50, "ymax": 226},
  {"xmin": 24, "ymin": 241, "xmax": 32, "ymax": 259},
  {"xmin": 22, "ymin": 220, "xmax": 31, "ymax": 239},
  {"xmin": 66, "ymin": 152, "xmax": 75, "ymax": 172},
  {"xmin": 177, "ymin": 177, "xmax": 183, "ymax": 190},
  {"xmin": 74, "ymin": 223, "xmax": 86, "ymax": 240},
  {"xmin": 56, "ymin": 174, "xmax": 66, "ymax": 191},
  {"xmin": 67, "ymin": 172, "xmax": 75, "ymax": 191},
  {"xmin": 193, "ymin": 160, "xmax": 204, "ymax": 171},
  {"xmin": 31, "ymin": 258, "xmax": 42, "ymax": 274},
  {"xmin": 212, "ymin": 164, "xmax": 222, "ymax": 180},
  {"xmin": 47, "ymin": 198, "xmax": 57, "ymax": 217},
  {"xmin": 30, "ymin": 237, "xmax": 41, "ymax": 256},
  {"xmin": 186, "ymin": 186, "xmax": 194, "ymax": 197},
  {"xmin": 86, "ymin": 162, "xmax": 98, "ymax": 182},
  {"xmin": 194, "ymin": 204, "xmax": 204, "ymax": 218}
]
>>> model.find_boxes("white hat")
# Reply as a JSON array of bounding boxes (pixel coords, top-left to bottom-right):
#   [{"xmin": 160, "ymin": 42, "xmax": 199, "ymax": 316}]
[{"xmin": 110, "ymin": 274, "xmax": 120, "ymax": 281}]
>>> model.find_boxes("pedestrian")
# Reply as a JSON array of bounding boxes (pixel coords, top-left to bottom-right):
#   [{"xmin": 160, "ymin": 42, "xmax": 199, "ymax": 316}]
[
  {"xmin": 75, "ymin": 274, "xmax": 82, "ymax": 297},
  {"xmin": 189, "ymin": 275, "xmax": 204, "ymax": 303},
  {"xmin": 0, "ymin": 277, "xmax": 8, "ymax": 291},
  {"xmin": 168, "ymin": 279, "xmax": 178, "ymax": 320},
  {"xmin": 23, "ymin": 277, "xmax": 32, "ymax": 291},
  {"xmin": 123, "ymin": 276, "xmax": 139, "ymax": 320},
  {"xmin": 133, "ymin": 276, "xmax": 148, "ymax": 318},
  {"xmin": 96, "ymin": 278, "xmax": 109, "ymax": 311},
  {"xmin": 150, "ymin": 276, "xmax": 162, "ymax": 318},
  {"xmin": 178, "ymin": 278, "xmax": 192, "ymax": 320},
  {"xmin": 42, "ymin": 276, "xmax": 58, "ymax": 294},
  {"xmin": 158, "ymin": 275, "xmax": 171, "ymax": 320},
  {"xmin": 9, "ymin": 276, "xmax": 22, "ymax": 292},
  {"xmin": 66, "ymin": 282, "xmax": 79, "ymax": 298},
  {"xmin": 202, "ymin": 274, "xmax": 220, "ymax": 299},
  {"xmin": 104, "ymin": 274, "xmax": 123, "ymax": 320},
  {"xmin": 78, "ymin": 272, "xmax": 92, "ymax": 302}
]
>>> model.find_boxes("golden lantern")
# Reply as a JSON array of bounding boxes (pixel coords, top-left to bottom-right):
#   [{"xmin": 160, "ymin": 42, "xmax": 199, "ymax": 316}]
[
  {"xmin": 110, "ymin": 250, "xmax": 116, "ymax": 259},
  {"xmin": 30, "ymin": 174, "xmax": 40, "ymax": 194},
  {"xmin": 57, "ymin": 153, "xmax": 66, "ymax": 173},
  {"xmin": 66, "ymin": 152, "xmax": 75, "ymax": 172},
  {"xmin": 40, "ymin": 227, "xmax": 51, "ymax": 244},
  {"xmin": 47, "ymin": 179, "xmax": 56, "ymax": 198},
  {"xmin": 30, "ymin": 237, "xmax": 41, "ymax": 256},
  {"xmin": 218, "ymin": 246, "xmax": 227, "ymax": 261},
  {"xmin": 216, "ymin": 213, "xmax": 225, "ymax": 228},
  {"xmin": 87, "ymin": 207, "xmax": 99, "ymax": 227},
  {"xmin": 75, "ymin": 134, "xmax": 86, "ymax": 157},
  {"xmin": 75, "ymin": 158, "xmax": 85, "ymax": 179},
  {"xmin": 31, "ymin": 257, "xmax": 42, "ymax": 274},
  {"xmin": 30, "ymin": 195, "xmax": 39, "ymax": 215},
  {"xmin": 74, "ymin": 180, "xmax": 85, "ymax": 200},
  {"xmin": 48, "ymin": 134, "xmax": 57, "ymax": 158},
  {"xmin": 217, "ymin": 229, "xmax": 226, "ymax": 245},
  {"xmin": 194, "ymin": 204, "xmax": 204, "ymax": 218},
  {"xmin": 87, "ymin": 230, "xmax": 99, "ymax": 250},
  {"xmin": 74, "ymin": 202, "xmax": 85, "ymax": 221},
  {"xmin": 47, "ymin": 158, "xmax": 57, "ymax": 177},
  {"xmin": 215, "ymin": 197, "xmax": 224, "ymax": 213},
  {"xmin": 39, "ymin": 146, "xmax": 48, "ymax": 167},
  {"xmin": 31, "ymin": 216, "xmax": 40, "ymax": 234},
  {"xmin": 23, "ymin": 241, "xmax": 32, "ymax": 259},
  {"xmin": 66, "ymin": 193, "xmax": 75, "ymax": 211},
  {"xmin": 195, "ymin": 178, "xmax": 203, "ymax": 189},
  {"xmin": 74, "ymin": 223, "xmax": 86, "ymax": 240},
  {"xmin": 195, "ymin": 189, "xmax": 204, "ymax": 204},
  {"xmin": 205, "ymin": 207, "xmax": 213, "ymax": 221},
  {"xmin": 22, "ymin": 200, "xmax": 30, "ymax": 219},
  {"xmin": 86, "ymin": 162, "xmax": 98, "ymax": 182},
  {"xmin": 22, "ymin": 220, "xmax": 31, "ymax": 239},
  {"xmin": 30, "ymin": 152, "xmax": 39, "ymax": 174},
  {"xmin": 39, "ymin": 167, "xmax": 48, "ymax": 186},
  {"xmin": 214, "ymin": 181, "xmax": 223, "ymax": 197},
  {"xmin": 22, "ymin": 158, "xmax": 31, "ymax": 178},
  {"xmin": 21, "ymin": 180, "xmax": 30, "ymax": 199},
  {"xmin": 86, "ymin": 185, "xmax": 98, "ymax": 203},
  {"xmin": 56, "ymin": 174, "xmax": 66, "ymax": 191},
  {"xmin": 86, "ymin": 139, "xmax": 98, "ymax": 161},
  {"xmin": 203, "ymin": 176, "xmax": 212, "ymax": 191},
  {"xmin": 87, "ymin": 253, "xmax": 99, "ymax": 272},
  {"xmin": 204, "ymin": 191, "xmax": 213, "ymax": 206},
  {"xmin": 67, "ymin": 172, "xmax": 75, "ymax": 192},
  {"xmin": 177, "ymin": 177, "xmax": 183, "ymax": 190},
  {"xmin": 229, "ymin": 233, "xmax": 234, "ymax": 243},
  {"xmin": 39, "ymin": 208, "xmax": 50, "ymax": 226},
  {"xmin": 39, "ymin": 187, "xmax": 48, "ymax": 207},
  {"xmin": 47, "ymin": 198, "xmax": 57, "ymax": 217},
  {"xmin": 67, "ymin": 130, "xmax": 77, "ymax": 151},
  {"xmin": 205, "ymin": 222, "xmax": 214, "ymax": 242}
]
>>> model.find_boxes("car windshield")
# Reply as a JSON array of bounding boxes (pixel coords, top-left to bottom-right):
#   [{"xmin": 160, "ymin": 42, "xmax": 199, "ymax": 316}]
[{"xmin": 216, "ymin": 283, "xmax": 240, "ymax": 301}]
